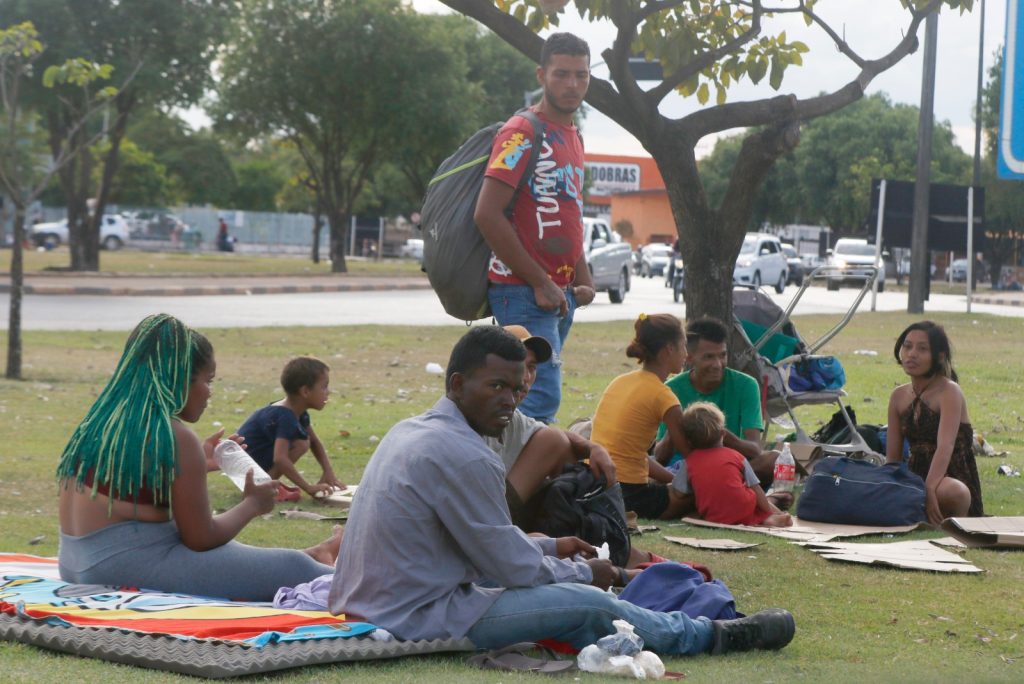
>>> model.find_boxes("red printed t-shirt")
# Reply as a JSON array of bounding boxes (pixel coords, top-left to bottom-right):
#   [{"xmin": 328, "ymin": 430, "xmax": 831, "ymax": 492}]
[
  {"xmin": 686, "ymin": 446, "xmax": 770, "ymax": 526},
  {"xmin": 483, "ymin": 108, "xmax": 585, "ymax": 288}
]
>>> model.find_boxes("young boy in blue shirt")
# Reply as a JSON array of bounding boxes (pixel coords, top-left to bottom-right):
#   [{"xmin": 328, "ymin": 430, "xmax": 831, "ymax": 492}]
[{"xmin": 237, "ymin": 356, "xmax": 344, "ymax": 501}]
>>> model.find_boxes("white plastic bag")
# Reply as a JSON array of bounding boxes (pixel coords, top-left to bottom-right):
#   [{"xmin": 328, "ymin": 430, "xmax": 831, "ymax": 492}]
[{"xmin": 577, "ymin": 620, "xmax": 666, "ymax": 679}]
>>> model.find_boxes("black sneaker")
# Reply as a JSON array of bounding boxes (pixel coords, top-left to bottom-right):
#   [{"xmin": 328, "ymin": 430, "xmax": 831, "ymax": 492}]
[{"xmin": 711, "ymin": 609, "xmax": 796, "ymax": 654}]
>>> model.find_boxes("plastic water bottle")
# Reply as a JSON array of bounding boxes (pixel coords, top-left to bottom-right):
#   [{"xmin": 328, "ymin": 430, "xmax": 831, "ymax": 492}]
[
  {"xmin": 773, "ymin": 442, "xmax": 797, "ymax": 493},
  {"xmin": 213, "ymin": 440, "xmax": 272, "ymax": 491}
]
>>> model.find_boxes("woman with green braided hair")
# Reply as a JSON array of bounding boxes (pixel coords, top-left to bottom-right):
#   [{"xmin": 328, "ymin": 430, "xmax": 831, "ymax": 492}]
[{"xmin": 57, "ymin": 314, "xmax": 340, "ymax": 600}]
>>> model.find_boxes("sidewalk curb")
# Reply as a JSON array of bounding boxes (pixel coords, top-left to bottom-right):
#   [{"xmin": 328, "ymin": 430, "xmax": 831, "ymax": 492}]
[
  {"xmin": 0, "ymin": 280, "xmax": 431, "ymax": 297},
  {"xmin": 971, "ymin": 296, "xmax": 1024, "ymax": 307}
]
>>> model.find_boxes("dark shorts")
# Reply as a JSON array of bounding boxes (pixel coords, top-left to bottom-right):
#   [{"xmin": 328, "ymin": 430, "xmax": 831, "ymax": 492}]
[
  {"xmin": 505, "ymin": 480, "xmax": 544, "ymax": 531},
  {"xmin": 620, "ymin": 481, "xmax": 671, "ymax": 520}
]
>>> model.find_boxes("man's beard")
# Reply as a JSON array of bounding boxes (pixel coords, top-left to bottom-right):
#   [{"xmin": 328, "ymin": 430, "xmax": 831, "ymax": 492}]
[{"xmin": 543, "ymin": 89, "xmax": 580, "ymax": 115}]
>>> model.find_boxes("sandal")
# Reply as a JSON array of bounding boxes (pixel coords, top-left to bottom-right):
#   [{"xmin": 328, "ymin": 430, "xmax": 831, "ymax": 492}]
[
  {"xmin": 467, "ymin": 641, "xmax": 577, "ymax": 675},
  {"xmin": 275, "ymin": 483, "xmax": 302, "ymax": 503}
]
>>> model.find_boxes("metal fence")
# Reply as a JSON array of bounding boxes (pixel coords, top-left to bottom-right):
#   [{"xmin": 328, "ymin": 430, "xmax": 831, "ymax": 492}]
[{"xmin": 20, "ymin": 204, "xmax": 416, "ymax": 256}]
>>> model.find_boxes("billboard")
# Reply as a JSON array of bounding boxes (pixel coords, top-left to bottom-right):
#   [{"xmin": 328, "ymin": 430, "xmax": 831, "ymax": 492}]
[
  {"xmin": 584, "ymin": 161, "xmax": 642, "ymax": 197},
  {"xmin": 868, "ymin": 179, "xmax": 985, "ymax": 251}
]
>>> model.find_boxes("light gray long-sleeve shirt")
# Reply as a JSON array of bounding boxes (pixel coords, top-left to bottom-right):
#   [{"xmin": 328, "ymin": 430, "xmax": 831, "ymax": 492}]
[{"xmin": 328, "ymin": 397, "xmax": 592, "ymax": 641}]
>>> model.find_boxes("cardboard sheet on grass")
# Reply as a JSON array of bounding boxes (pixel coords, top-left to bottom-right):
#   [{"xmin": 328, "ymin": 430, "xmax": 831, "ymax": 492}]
[
  {"xmin": 664, "ymin": 536, "xmax": 763, "ymax": 551},
  {"xmin": 0, "ymin": 553, "xmax": 472, "ymax": 678},
  {"xmin": 680, "ymin": 516, "xmax": 921, "ymax": 542},
  {"xmin": 797, "ymin": 539, "xmax": 982, "ymax": 573},
  {"xmin": 940, "ymin": 516, "xmax": 1024, "ymax": 549}
]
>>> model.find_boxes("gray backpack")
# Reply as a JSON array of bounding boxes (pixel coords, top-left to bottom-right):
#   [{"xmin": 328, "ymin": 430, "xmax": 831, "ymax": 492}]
[{"xmin": 419, "ymin": 109, "xmax": 544, "ymax": 321}]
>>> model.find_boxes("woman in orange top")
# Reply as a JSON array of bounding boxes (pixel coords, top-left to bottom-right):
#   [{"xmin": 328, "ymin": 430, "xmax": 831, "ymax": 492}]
[{"xmin": 591, "ymin": 314, "xmax": 691, "ymax": 520}]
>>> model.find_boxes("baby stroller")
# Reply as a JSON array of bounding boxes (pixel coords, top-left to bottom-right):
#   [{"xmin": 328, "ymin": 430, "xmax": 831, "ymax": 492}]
[{"xmin": 731, "ymin": 265, "xmax": 884, "ymax": 466}]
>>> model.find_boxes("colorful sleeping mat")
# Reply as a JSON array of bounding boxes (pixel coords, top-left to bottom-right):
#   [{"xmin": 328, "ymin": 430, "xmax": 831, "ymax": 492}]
[{"xmin": 0, "ymin": 553, "xmax": 473, "ymax": 678}]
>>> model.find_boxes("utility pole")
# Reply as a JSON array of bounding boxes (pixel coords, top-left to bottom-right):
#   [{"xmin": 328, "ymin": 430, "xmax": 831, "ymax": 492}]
[
  {"xmin": 973, "ymin": 0, "xmax": 987, "ymax": 187},
  {"xmin": 970, "ymin": 0, "xmax": 987, "ymax": 298},
  {"xmin": 909, "ymin": 11, "xmax": 939, "ymax": 314}
]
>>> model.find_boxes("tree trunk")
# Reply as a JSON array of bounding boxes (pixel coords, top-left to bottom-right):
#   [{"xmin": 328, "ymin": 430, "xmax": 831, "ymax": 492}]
[
  {"xmin": 648, "ymin": 140, "xmax": 741, "ymax": 326},
  {"xmin": 65, "ymin": 148, "xmax": 93, "ymax": 271},
  {"xmin": 84, "ymin": 102, "xmax": 132, "ymax": 271},
  {"xmin": 311, "ymin": 196, "xmax": 323, "ymax": 264},
  {"xmin": 6, "ymin": 206, "xmax": 26, "ymax": 379},
  {"xmin": 327, "ymin": 210, "xmax": 349, "ymax": 273},
  {"xmin": 653, "ymin": 123, "xmax": 800, "ymax": 327}
]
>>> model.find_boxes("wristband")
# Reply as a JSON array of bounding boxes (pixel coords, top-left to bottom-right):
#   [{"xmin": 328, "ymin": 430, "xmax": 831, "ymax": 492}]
[{"xmin": 617, "ymin": 566, "xmax": 629, "ymax": 587}]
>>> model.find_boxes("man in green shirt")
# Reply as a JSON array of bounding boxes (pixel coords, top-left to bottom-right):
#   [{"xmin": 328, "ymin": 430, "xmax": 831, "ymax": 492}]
[{"xmin": 656, "ymin": 318, "xmax": 779, "ymax": 489}]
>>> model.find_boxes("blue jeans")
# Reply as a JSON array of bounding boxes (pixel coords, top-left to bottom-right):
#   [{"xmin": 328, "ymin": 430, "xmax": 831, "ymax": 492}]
[
  {"xmin": 488, "ymin": 283, "xmax": 576, "ymax": 423},
  {"xmin": 466, "ymin": 583, "xmax": 715, "ymax": 655}
]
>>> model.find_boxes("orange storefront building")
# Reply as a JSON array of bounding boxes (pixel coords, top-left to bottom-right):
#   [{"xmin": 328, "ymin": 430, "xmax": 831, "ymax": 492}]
[{"xmin": 584, "ymin": 153, "xmax": 675, "ymax": 249}]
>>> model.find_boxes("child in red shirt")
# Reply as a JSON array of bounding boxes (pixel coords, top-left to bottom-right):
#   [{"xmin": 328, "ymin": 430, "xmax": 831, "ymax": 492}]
[{"xmin": 680, "ymin": 402, "xmax": 792, "ymax": 527}]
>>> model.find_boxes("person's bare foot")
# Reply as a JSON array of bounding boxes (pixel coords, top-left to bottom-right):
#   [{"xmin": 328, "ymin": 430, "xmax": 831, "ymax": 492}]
[
  {"xmin": 761, "ymin": 512, "xmax": 793, "ymax": 528},
  {"xmin": 305, "ymin": 524, "xmax": 344, "ymax": 565}
]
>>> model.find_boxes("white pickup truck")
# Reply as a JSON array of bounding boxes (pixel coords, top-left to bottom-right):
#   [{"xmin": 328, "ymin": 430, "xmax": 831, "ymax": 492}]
[{"xmin": 582, "ymin": 217, "xmax": 633, "ymax": 303}]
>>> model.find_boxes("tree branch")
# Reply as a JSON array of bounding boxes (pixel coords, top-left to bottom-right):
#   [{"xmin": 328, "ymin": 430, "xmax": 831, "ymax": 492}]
[
  {"xmin": 638, "ymin": 0, "xmax": 688, "ymax": 22},
  {"xmin": 719, "ymin": 120, "xmax": 800, "ymax": 228},
  {"xmin": 646, "ymin": 3, "xmax": 763, "ymax": 105},
  {"xmin": 680, "ymin": 0, "xmax": 937, "ymax": 137}
]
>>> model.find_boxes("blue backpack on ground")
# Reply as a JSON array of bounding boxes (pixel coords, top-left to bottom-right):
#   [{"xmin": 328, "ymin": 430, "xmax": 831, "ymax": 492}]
[
  {"xmin": 419, "ymin": 109, "xmax": 544, "ymax": 321},
  {"xmin": 796, "ymin": 456, "xmax": 926, "ymax": 526}
]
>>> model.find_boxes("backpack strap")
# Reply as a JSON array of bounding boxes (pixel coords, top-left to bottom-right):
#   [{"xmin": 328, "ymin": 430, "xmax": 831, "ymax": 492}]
[{"xmin": 508, "ymin": 108, "xmax": 547, "ymax": 211}]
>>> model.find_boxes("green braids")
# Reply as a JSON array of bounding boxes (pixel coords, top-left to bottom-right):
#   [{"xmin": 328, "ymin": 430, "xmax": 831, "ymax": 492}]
[{"xmin": 56, "ymin": 313, "xmax": 210, "ymax": 508}]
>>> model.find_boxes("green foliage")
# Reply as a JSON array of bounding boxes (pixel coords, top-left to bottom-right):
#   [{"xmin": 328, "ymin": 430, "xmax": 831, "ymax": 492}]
[
  {"xmin": 216, "ymin": 0, "xmax": 541, "ymax": 268},
  {"xmin": 231, "ymin": 158, "xmax": 289, "ymax": 213},
  {"xmin": 2, "ymin": 0, "xmax": 230, "ymax": 269},
  {"xmin": 0, "ymin": 20, "xmax": 42, "ymax": 59},
  {"xmin": 93, "ymin": 138, "xmax": 179, "ymax": 207},
  {"xmin": 41, "ymin": 57, "xmax": 114, "ymax": 95},
  {"xmin": 504, "ymin": 0, "xmax": 812, "ymax": 102},
  {"xmin": 700, "ymin": 94, "xmax": 972, "ymax": 232},
  {"xmin": 0, "ymin": 19, "xmax": 113, "ymax": 204},
  {"xmin": 383, "ymin": 14, "xmax": 536, "ymax": 206},
  {"xmin": 795, "ymin": 94, "xmax": 970, "ymax": 231},
  {"xmin": 6, "ymin": 0, "xmax": 231, "ymax": 110},
  {"xmin": 125, "ymin": 109, "xmax": 236, "ymax": 207}
]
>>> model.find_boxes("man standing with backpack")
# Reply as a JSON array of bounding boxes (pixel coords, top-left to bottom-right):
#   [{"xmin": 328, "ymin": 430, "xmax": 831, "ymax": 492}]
[{"xmin": 474, "ymin": 32, "xmax": 595, "ymax": 424}]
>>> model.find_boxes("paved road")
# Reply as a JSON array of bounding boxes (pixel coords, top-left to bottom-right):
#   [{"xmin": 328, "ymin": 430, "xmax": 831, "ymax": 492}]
[{"xmin": 2, "ymin": 274, "xmax": 1021, "ymax": 331}]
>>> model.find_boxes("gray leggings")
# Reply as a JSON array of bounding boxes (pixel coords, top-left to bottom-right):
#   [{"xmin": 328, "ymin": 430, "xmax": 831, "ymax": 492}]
[{"xmin": 58, "ymin": 521, "xmax": 333, "ymax": 602}]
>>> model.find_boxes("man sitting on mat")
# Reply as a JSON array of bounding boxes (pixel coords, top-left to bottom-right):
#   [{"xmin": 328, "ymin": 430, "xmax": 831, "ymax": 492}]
[{"xmin": 328, "ymin": 326, "xmax": 795, "ymax": 655}]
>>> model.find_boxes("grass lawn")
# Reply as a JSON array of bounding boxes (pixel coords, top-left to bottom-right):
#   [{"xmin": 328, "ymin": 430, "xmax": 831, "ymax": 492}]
[
  {"xmin": 0, "ymin": 311, "xmax": 1022, "ymax": 682},
  {"xmin": 0, "ymin": 246, "xmax": 426, "ymax": 278}
]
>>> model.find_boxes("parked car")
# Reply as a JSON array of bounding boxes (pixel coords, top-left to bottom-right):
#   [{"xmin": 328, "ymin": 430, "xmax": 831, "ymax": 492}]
[
  {"xmin": 400, "ymin": 238, "xmax": 424, "ymax": 262},
  {"xmin": 781, "ymin": 243, "xmax": 805, "ymax": 286},
  {"xmin": 30, "ymin": 214, "xmax": 129, "ymax": 250},
  {"xmin": 126, "ymin": 211, "xmax": 189, "ymax": 241},
  {"xmin": 638, "ymin": 242, "xmax": 673, "ymax": 278},
  {"xmin": 733, "ymin": 232, "xmax": 788, "ymax": 293},
  {"xmin": 896, "ymin": 252, "xmax": 938, "ymax": 284},
  {"xmin": 949, "ymin": 258, "xmax": 969, "ymax": 282},
  {"xmin": 827, "ymin": 238, "xmax": 885, "ymax": 291},
  {"xmin": 582, "ymin": 217, "xmax": 633, "ymax": 303}
]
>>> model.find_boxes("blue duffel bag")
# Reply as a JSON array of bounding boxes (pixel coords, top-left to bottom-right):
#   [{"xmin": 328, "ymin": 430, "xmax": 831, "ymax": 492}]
[{"xmin": 796, "ymin": 456, "xmax": 926, "ymax": 526}]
